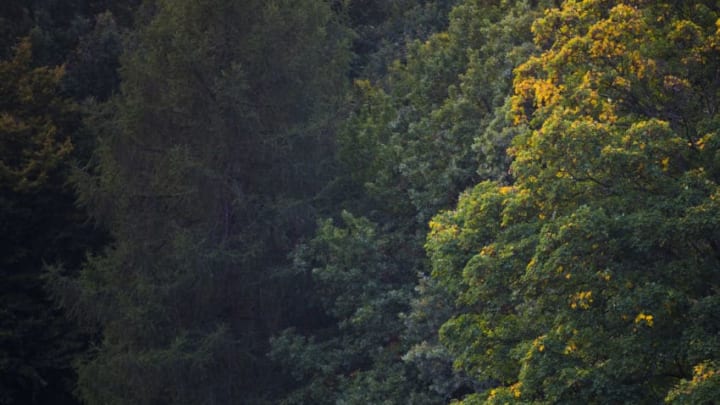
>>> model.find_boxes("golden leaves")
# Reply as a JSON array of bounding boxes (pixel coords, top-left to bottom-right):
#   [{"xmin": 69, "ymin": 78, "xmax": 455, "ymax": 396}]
[
  {"xmin": 570, "ymin": 290, "xmax": 593, "ymax": 310},
  {"xmin": 692, "ymin": 363, "xmax": 717, "ymax": 383},
  {"xmin": 634, "ymin": 312, "xmax": 654, "ymax": 327}
]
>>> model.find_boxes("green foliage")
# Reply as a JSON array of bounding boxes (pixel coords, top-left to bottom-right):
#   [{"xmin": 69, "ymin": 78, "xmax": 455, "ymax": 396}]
[
  {"xmin": 274, "ymin": 1, "xmax": 552, "ymax": 403},
  {"xmin": 7, "ymin": 0, "xmax": 720, "ymax": 402},
  {"xmin": 665, "ymin": 361, "xmax": 720, "ymax": 404},
  {"xmin": 0, "ymin": 38, "xmax": 95, "ymax": 405},
  {"xmin": 0, "ymin": 0, "xmax": 140, "ymax": 67},
  {"xmin": 342, "ymin": 0, "xmax": 459, "ymax": 79},
  {"xmin": 63, "ymin": 11, "xmax": 124, "ymax": 102},
  {"xmin": 272, "ymin": 212, "xmax": 438, "ymax": 404},
  {"xmin": 430, "ymin": 0, "xmax": 720, "ymax": 402},
  {"xmin": 0, "ymin": 1, "xmax": 138, "ymax": 402},
  {"xmin": 341, "ymin": 0, "xmax": 551, "ymax": 225},
  {"xmin": 54, "ymin": 0, "xmax": 351, "ymax": 403}
]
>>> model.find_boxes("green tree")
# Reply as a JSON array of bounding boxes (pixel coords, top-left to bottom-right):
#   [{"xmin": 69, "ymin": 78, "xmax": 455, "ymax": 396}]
[
  {"xmin": 272, "ymin": 1, "xmax": 552, "ymax": 402},
  {"xmin": 0, "ymin": 1, "xmax": 140, "ymax": 403},
  {"xmin": 0, "ymin": 38, "xmax": 94, "ymax": 405},
  {"xmin": 428, "ymin": 1, "xmax": 720, "ymax": 402},
  {"xmin": 271, "ymin": 212, "xmax": 432, "ymax": 404},
  {"xmin": 53, "ymin": 0, "xmax": 350, "ymax": 403},
  {"xmin": 341, "ymin": 0, "xmax": 458, "ymax": 79}
]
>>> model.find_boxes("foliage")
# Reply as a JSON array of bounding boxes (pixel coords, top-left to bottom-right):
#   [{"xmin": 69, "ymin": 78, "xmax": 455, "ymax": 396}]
[
  {"xmin": 273, "ymin": 1, "xmax": 552, "ymax": 403},
  {"xmin": 665, "ymin": 361, "xmax": 720, "ymax": 404},
  {"xmin": 53, "ymin": 0, "xmax": 351, "ymax": 403},
  {"xmin": 341, "ymin": 0, "xmax": 459, "ymax": 79},
  {"xmin": 429, "ymin": 0, "xmax": 720, "ymax": 402},
  {"xmin": 341, "ymin": 0, "xmax": 551, "ymax": 225},
  {"xmin": 271, "ymin": 212, "xmax": 431, "ymax": 404},
  {"xmin": 5, "ymin": 0, "xmax": 720, "ymax": 403},
  {"xmin": 0, "ymin": 38, "xmax": 95, "ymax": 405},
  {"xmin": 0, "ymin": 39, "xmax": 73, "ymax": 191},
  {"xmin": 0, "ymin": 1, "xmax": 138, "ymax": 403}
]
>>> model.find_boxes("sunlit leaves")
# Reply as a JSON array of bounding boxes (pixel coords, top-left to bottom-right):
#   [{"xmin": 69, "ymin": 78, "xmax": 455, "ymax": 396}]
[{"xmin": 431, "ymin": 0, "xmax": 720, "ymax": 402}]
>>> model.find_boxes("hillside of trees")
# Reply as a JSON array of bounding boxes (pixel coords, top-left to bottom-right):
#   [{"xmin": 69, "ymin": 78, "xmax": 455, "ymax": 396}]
[{"xmin": 1, "ymin": 1, "xmax": 719, "ymax": 404}]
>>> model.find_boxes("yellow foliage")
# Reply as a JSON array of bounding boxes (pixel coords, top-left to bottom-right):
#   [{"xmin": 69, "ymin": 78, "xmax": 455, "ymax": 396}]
[
  {"xmin": 510, "ymin": 382, "xmax": 522, "ymax": 399},
  {"xmin": 661, "ymin": 157, "xmax": 670, "ymax": 171},
  {"xmin": 634, "ymin": 312, "xmax": 654, "ymax": 327},
  {"xmin": 564, "ymin": 342, "xmax": 578, "ymax": 354},
  {"xmin": 499, "ymin": 186, "xmax": 514, "ymax": 195},
  {"xmin": 663, "ymin": 75, "xmax": 690, "ymax": 92},
  {"xmin": 613, "ymin": 75, "xmax": 631, "ymax": 89},
  {"xmin": 532, "ymin": 336, "xmax": 546, "ymax": 353},
  {"xmin": 692, "ymin": 363, "xmax": 717, "ymax": 382},
  {"xmin": 599, "ymin": 100, "xmax": 617, "ymax": 123},
  {"xmin": 570, "ymin": 291, "xmax": 593, "ymax": 310},
  {"xmin": 428, "ymin": 219, "xmax": 458, "ymax": 236},
  {"xmin": 481, "ymin": 245, "xmax": 496, "ymax": 257},
  {"xmin": 534, "ymin": 79, "xmax": 563, "ymax": 107},
  {"xmin": 488, "ymin": 388, "xmax": 498, "ymax": 400}
]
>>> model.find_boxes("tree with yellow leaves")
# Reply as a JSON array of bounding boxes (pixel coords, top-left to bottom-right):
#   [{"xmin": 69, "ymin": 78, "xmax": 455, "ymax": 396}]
[{"xmin": 428, "ymin": 1, "xmax": 720, "ymax": 402}]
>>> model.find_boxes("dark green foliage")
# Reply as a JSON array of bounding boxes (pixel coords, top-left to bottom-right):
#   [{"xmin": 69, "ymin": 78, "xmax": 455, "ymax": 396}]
[
  {"xmin": 272, "ymin": 1, "xmax": 552, "ymax": 402},
  {"xmin": 4, "ymin": 0, "xmax": 720, "ymax": 403},
  {"xmin": 0, "ymin": 0, "xmax": 139, "ymax": 66},
  {"xmin": 0, "ymin": 38, "xmax": 97, "ymax": 405},
  {"xmin": 342, "ymin": 0, "xmax": 458, "ymax": 79},
  {"xmin": 0, "ymin": 1, "xmax": 138, "ymax": 403},
  {"xmin": 341, "ymin": 0, "xmax": 551, "ymax": 224},
  {"xmin": 53, "ymin": 0, "xmax": 350, "ymax": 403},
  {"xmin": 63, "ymin": 11, "xmax": 124, "ymax": 102},
  {"xmin": 0, "ymin": 2, "xmax": 32, "ymax": 59},
  {"xmin": 271, "ymin": 212, "xmax": 429, "ymax": 404}
]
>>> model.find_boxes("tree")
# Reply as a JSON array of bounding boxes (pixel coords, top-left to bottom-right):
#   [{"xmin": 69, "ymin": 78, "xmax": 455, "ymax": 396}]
[
  {"xmin": 271, "ymin": 212, "xmax": 433, "ymax": 404},
  {"xmin": 271, "ymin": 1, "xmax": 553, "ymax": 402},
  {"xmin": 428, "ymin": 1, "xmax": 720, "ymax": 402},
  {"xmin": 53, "ymin": 0, "xmax": 350, "ymax": 403},
  {"xmin": 340, "ymin": 0, "xmax": 458, "ymax": 79},
  {"xmin": 0, "ymin": 1, "xmax": 141, "ymax": 402},
  {"xmin": 0, "ymin": 38, "xmax": 93, "ymax": 405}
]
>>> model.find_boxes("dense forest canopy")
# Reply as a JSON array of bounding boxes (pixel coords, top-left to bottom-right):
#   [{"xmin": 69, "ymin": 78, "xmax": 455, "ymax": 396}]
[{"xmin": 1, "ymin": 0, "xmax": 718, "ymax": 404}]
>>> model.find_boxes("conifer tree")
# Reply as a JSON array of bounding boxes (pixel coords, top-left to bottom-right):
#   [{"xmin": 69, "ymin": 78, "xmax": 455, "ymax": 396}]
[
  {"xmin": 0, "ymin": 38, "xmax": 91, "ymax": 405},
  {"xmin": 56, "ymin": 0, "xmax": 350, "ymax": 403}
]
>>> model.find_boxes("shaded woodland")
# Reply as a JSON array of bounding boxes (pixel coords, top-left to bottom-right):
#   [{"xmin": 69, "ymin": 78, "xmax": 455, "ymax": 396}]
[{"xmin": 1, "ymin": 1, "xmax": 719, "ymax": 403}]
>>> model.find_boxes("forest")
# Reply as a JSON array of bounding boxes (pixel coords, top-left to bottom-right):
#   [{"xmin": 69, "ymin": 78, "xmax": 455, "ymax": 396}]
[{"xmin": 1, "ymin": 0, "xmax": 719, "ymax": 404}]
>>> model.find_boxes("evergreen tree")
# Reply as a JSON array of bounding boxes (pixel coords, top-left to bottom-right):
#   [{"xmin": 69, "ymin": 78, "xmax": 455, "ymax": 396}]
[
  {"xmin": 54, "ymin": 0, "xmax": 350, "ymax": 403},
  {"xmin": 0, "ymin": 2, "xmax": 139, "ymax": 403},
  {"xmin": 0, "ymin": 38, "xmax": 93, "ymax": 405}
]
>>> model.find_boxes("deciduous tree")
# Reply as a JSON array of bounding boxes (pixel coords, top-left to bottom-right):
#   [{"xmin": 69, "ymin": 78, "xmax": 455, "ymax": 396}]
[{"xmin": 429, "ymin": 1, "xmax": 720, "ymax": 402}]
